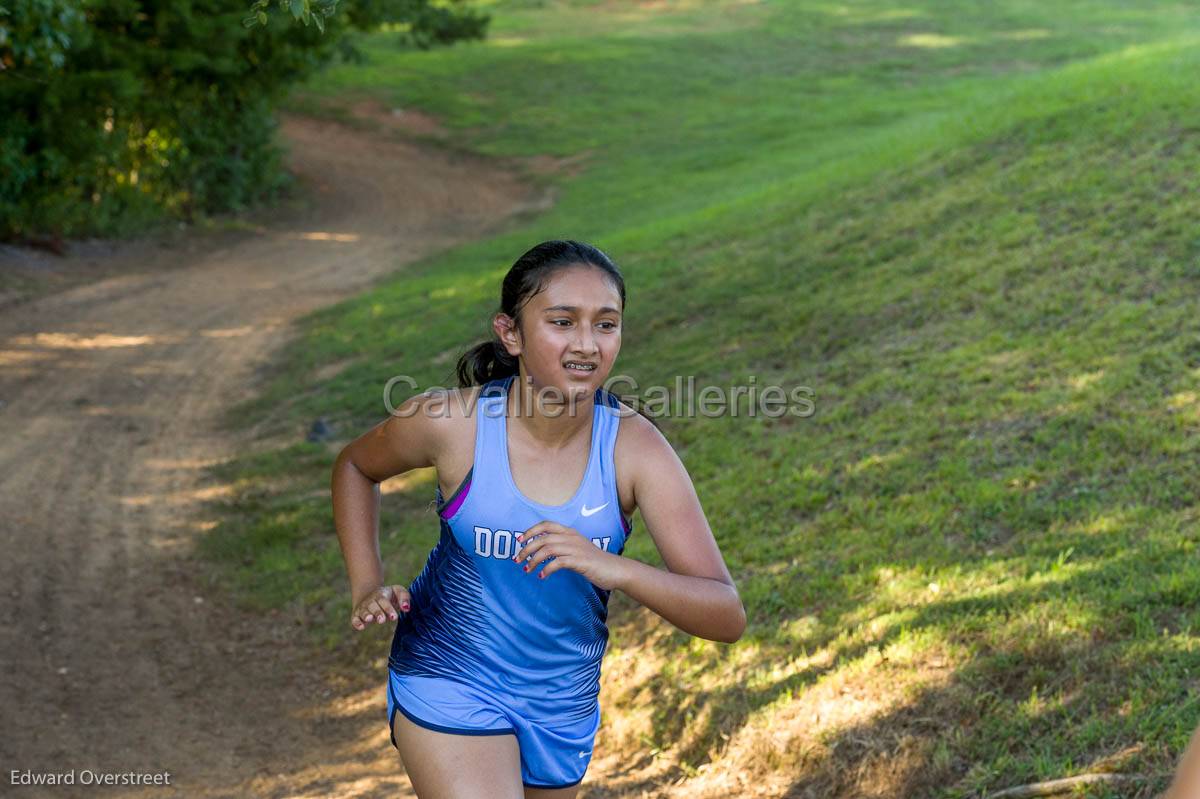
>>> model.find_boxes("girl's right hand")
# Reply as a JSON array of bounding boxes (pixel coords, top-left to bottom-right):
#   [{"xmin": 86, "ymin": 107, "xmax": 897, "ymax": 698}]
[{"xmin": 351, "ymin": 584, "xmax": 412, "ymax": 631}]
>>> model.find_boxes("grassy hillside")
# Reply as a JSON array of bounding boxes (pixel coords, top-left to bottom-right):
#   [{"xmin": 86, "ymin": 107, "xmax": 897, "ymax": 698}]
[{"xmin": 200, "ymin": 2, "xmax": 1200, "ymax": 796}]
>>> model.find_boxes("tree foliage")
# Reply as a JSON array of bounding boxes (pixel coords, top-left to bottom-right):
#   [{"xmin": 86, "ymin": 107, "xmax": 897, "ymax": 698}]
[{"xmin": 0, "ymin": 0, "xmax": 490, "ymax": 241}]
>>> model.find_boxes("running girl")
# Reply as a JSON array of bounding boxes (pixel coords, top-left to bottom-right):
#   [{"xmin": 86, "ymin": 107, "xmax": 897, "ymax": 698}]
[{"xmin": 332, "ymin": 239, "xmax": 746, "ymax": 798}]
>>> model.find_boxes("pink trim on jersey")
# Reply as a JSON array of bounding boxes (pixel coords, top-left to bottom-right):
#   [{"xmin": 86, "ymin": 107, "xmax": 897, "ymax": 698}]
[{"xmin": 438, "ymin": 478, "xmax": 472, "ymax": 519}]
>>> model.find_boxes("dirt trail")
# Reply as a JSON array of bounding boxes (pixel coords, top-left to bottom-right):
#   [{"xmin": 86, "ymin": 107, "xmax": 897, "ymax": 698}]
[{"xmin": 0, "ymin": 111, "xmax": 553, "ymax": 798}]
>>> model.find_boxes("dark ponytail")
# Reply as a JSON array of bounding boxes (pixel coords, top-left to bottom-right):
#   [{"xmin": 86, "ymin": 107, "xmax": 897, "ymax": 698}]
[
  {"xmin": 453, "ymin": 339, "xmax": 520, "ymax": 387},
  {"xmin": 455, "ymin": 240, "xmax": 626, "ymax": 389}
]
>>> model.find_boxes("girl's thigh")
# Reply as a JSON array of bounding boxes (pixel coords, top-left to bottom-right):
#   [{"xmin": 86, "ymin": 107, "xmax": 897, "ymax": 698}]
[
  {"xmin": 393, "ymin": 710, "xmax": 524, "ymax": 799},
  {"xmin": 524, "ymin": 785, "xmax": 581, "ymax": 799}
]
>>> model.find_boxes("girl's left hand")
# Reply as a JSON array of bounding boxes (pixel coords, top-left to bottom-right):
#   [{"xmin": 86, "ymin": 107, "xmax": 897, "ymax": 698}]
[{"xmin": 514, "ymin": 521, "xmax": 627, "ymax": 591}]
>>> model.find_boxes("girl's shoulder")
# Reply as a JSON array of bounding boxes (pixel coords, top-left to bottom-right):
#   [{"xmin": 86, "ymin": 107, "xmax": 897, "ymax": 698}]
[
  {"xmin": 421, "ymin": 384, "xmax": 489, "ymax": 498},
  {"xmin": 608, "ymin": 394, "xmax": 669, "ymax": 442},
  {"xmin": 420, "ymin": 383, "xmax": 488, "ymax": 437},
  {"xmin": 611, "ymin": 399, "xmax": 669, "ymax": 518},
  {"xmin": 427, "ymin": 383, "xmax": 488, "ymax": 411}
]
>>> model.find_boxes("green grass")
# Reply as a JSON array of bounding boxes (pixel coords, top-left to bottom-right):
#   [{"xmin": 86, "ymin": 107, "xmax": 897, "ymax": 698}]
[{"xmin": 201, "ymin": 1, "xmax": 1200, "ymax": 795}]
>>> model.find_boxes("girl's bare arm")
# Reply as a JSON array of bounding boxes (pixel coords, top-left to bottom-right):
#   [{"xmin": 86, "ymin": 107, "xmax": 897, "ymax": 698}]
[
  {"xmin": 614, "ymin": 413, "xmax": 746, "ymax": 644},
  {"xmin": 331, "ymin": 393, "xmax": 443, "ymax": 610}
]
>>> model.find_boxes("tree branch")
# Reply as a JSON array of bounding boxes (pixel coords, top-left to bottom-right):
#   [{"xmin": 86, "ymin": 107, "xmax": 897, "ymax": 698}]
[{"xmin": 985, "ymin": 773, "xmax": 1143, "ymax": 799}]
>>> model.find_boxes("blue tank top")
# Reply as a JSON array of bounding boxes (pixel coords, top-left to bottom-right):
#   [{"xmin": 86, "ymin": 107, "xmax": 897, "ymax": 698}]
[{"xmin": 388, "ymin": 374, "xmax": 633, "ymax": 722}]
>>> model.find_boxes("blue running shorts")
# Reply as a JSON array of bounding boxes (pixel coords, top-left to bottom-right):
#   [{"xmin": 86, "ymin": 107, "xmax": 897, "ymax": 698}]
[{"xmin": 386, "ymin": 671, "xmax": 601, "ymax": 789}]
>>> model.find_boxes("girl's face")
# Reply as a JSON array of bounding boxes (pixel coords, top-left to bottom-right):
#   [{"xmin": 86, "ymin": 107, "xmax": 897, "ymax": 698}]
[{"xmin": 496, "ymin": 265, "xmax": 623, "ymax": 410}]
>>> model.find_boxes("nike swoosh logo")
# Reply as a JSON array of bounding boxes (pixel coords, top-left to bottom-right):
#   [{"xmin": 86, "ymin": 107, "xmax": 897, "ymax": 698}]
[
  {"xmin": 580, "ymin": 503, "xmax": 608, "ymax": 517},
  {"xmin": 578, "ymin": 751, "xmax": 591, "ymax": 758}
]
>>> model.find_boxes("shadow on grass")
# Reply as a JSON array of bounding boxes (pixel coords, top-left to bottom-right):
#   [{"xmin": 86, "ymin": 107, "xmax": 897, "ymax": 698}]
[{"xmin": 594, "ymin": 541, "xmax": 1200, "ymax": 797}]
